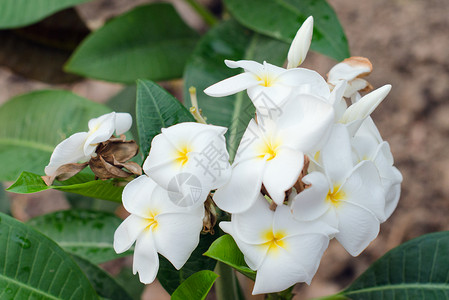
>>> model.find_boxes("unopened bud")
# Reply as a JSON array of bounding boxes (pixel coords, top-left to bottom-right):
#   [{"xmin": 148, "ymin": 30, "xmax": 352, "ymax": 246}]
[{"xmin": 287, "ymin": 16, "xmax": 314, "ymax": 68}]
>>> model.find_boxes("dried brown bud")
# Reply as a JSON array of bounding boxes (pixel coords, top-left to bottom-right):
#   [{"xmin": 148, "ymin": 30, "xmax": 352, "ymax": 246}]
[
  {"xmin": 89, "ymin": 138, "xmax": 142, "ymax": 180},
  {"xmin": 42, "ymin": 162, "xmax": 88, "ymax": 186},
  {"xmin": 202, "ymin": 195, "xmax": 217, "ymax": 234}
]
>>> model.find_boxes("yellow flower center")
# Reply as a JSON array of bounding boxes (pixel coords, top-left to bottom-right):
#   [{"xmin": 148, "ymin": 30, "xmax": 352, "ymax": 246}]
[
  {"xmin": 259, "ymin": 138, "xmax": 281, "ymax": 161},
  {"xmin": 143, "ymin": 210, "xmax": 159, "ymax": 232},
  {"xmin": 255, "ymin": 73, "xmax": 275, "ymax": 87},
  {"xmin": 262, "ymin": 230, "xmax": 287, "ymax": 255},
  {"xmin": 326, "ymin": 185, "xmax": 345, "ymax": 207},
  {"xmin": 175, "ymin": 145, "xmax": 191, "ymax": 166}
]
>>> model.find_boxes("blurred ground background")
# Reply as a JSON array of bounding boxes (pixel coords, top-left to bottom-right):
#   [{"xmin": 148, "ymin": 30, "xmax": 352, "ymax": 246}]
[{"xmin": 1, "ymin": 0, "xmax": 448, "ymax": 299}]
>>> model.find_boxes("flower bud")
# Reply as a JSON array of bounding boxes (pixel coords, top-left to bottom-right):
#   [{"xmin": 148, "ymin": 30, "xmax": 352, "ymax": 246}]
[{"xmin": 287, "ymin": 16, "xmax": 314, "ymax": 68}]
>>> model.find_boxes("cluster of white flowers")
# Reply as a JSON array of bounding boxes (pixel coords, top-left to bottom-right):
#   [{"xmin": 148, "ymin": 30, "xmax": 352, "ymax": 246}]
[
  {"xmin": 204, "ymin": 16, "xmax": 401, "ymax": 294},
  {"xmin": 114, "ymin": 122, "xmax": 232, "ymax": 283},
  {"xmin": 113, "ymin": 16, "xmax": 402, "ymax": 294}
]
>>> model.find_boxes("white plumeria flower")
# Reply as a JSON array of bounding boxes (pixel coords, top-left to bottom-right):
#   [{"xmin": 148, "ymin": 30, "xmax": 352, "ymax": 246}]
[
  {"xmin": 352, "ymin": 118, "xmax": 403, "ymax": 220},
  {"xmin": 213, "ymin": 95, "xmax": 334, "ymax": 213},
  {"xmin": 113, "ymin": 175, "xmax": 204, "ymax": 284},
  {"xmin": 292, "ymin": 125, "xmax": 385, "ymax": 256},
  {"xmin": 44, "ymin": 112, "xmax": 132, "ymax": 177},
  {"xmin": 327, "ymin": 56, "xmax": 373, "ymax": 98},
  {"xmin": 204, "ymin": 59, "xmax": 328, "ymax": 111},
  {"xmin": 143, "ymin": 122, "xmax": 231, "ymax": 207},
  {"xmin": 287, "ymin": 16, "xmax": 314, "ymax": 69},
  {"xmin": 220, "ymin": 195, "xmax": 337, "ymax": 295}
]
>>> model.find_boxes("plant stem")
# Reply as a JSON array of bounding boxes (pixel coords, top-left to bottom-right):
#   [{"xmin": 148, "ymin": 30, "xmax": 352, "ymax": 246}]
[
  {"xmin": 214, "ymin": 262, "xmax": 239, "ymax": 300},
  {"xmin": 184, "ymin": 0, "xmax": 218, "ymax": 26}
]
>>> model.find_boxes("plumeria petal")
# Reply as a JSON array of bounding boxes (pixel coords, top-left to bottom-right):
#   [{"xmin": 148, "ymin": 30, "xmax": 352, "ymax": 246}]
[
  {"xmin": 384, "ymin": 175, "xmax": 401, "ymax": 220},
  {"xmin": 213, "ymin": 158, "xmax": 266, "ymax": 213},
  {"xmin": 144, "ymin": 123, "xmax": 231, "ymax": 205},
  {"xmin": 291, "ymin": 172, "xmax": 331, "ymax": 222},
  {"xmin": 340, "ymin": 84, "xmax": 391, "ymax": 125},
  {"xmin": 84, "ymin": 112, "xmax": 116, "ymax": 155},
  {"xmin": 287, "ymin": 16, "xmax": 314, "ymax": 68},
  {"xmin": 122, "ymin": 175, "xmax": 183, "ymax": 218},
  {"xmin": 280, "ymin": 234, "xmax": 330, "ymax": 284},
  {"xmin": 224, "ymin": 59, "xmax": 264, "ymax": 74},
  {"xmin": 327, "ymin": 56, "xmax": 373, "ymax": 84},
  {"xmin": 263, "ymin": 147, "xmax": 304, "ymax": 205},
  {"xmin": 248, "ymin": 84, "xmax": 293, "ymax": 110},
  {"xmin": 44, "ymin": 132, "xmax": 89, "ymax": 176},
  {"xmin": 335, "ymin": 201, "xmax": 380, "ymax": 256},
  {"xmin": 143, "ymin": 134, "xmax": 179, "ymax": 171},
  {"xmin": 115, "ymin": 112, "xmax": 132, "ymax": 135},
  {"xmin": 231, "ymin": 194, "xmax": 275, "ymax": 245},
  {"xmin": 275, "ymin": 94, "xmax": 334, "ymax": 153},
  {"xmin": 204, "ymin": 72, "xmax": 260, "ymax": 97},
  {"xmin": 321, "ymin": 124, "xmax": 353, "ymax": 183},
  {"xmin": 252, "ymin": 246, "xmax": 309, "ymax": 295},
  {"xmin": 113, "ymin": 214, "xmax": 146, "ymax": 253},
  {"xmin": 328, "ymin": 80, "xmax": 348, "ymax": 121},
  {"xmin": 219, "ymin": 221, "xmax": 270, "ymax": 271},
  {"xmin": 133, "ymin": 232, "xmax": 159, "ymax": 284},
  {"xmin": 278, "ymin": 68, "xmax": 330, "ymax": 99},
  {"xmin": 274, "ymin": 205, "xmax": 337, "ymax": 237},
  {"xmin": 153, "ymin": 207, "xmax": 204, "ymax": 269},
  {"xmin": 342, "ymin": 161, "xmax": 385, "ymax": 221}
]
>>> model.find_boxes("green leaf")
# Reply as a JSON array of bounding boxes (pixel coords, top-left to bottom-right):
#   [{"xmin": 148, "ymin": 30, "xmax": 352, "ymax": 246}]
[
  {"xmin": 171, "ymin": 270, "xmax": 218, "ymax": 300},
  {"xmin": 339, "ymin": 231, "xmax": 449, "ymax": 299},
  {"xmin": 27, "ymin": 209, "xmax": 128, "ymax": 264},
  {"xmin": 204, "ymin": 234, "xmax": 256, "ymax": 281},
  {"xmin": 223, "ymin": 0, "xmax": 350, "ymax": 61},
  {"xmin": 65, "ymin": 3, "xmax": 200, "ymax": 83},
  {"xmin": 136, "ymin": 79, "xmax": 194, "ymax": 158},
  {"xmin": 114, "ymin": 267, "xmax": 145, "ymax": 300},
  {"xmin": 7, "ymin": 171, "xmax": 124, "ymax": 203},
  {"xmin": 71, "ymin": 255, "xmax": 133, "ymax": 300},
  {"xmin": 158, "ymin": 232, "xmax": 219, "ymax": 294},
  {"xmin": 0, "ymin": 90, "xmax": 111, "ymax": 181},
  {"xmin": 107, "ymin": 86, "xmax": 138, "ymax": 143},
  {"xmin": 0, "ymin": 9, "xmax": 88, "ymax": 84},
  {"xmin": 0, "ymin": 0, "xmax": 92, "ymax": 29},
  {"xmin": 183, "ymin": 20, "xmax": 289, "ymax": 160},
  {"xmin": 0, "ymin": 212, "xmax": 98, "ymax": 299}
]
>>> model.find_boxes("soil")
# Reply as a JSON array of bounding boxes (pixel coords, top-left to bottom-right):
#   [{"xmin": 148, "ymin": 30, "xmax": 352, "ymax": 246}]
[{"xmin": 1, "ymin": 0, "xmax": 448, "ymax": 299}]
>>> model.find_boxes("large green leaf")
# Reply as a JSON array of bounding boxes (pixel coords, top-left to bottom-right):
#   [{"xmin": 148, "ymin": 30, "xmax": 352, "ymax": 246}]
[
  {"xmin": 223, "ymin": 0, "xmax": 350, "ymax": 61},
  {"xmin": 71, "ymin": 255, "xmax": 133, "ymax": 300},
  {"xmin": 334, "ymin": 231, "xmax": 449, "ymax": 299},
  {"xmin": 7, "ymin": 171, "xmax": 124, "ymax": 203},
  {"xmin": 171, "ymin": 270, "xmax": 218, "ymax": 300},
  {"xmin": 0, "ymin": 0, "xmax": 92, "ymax": 29},
  {"xmin": 114, "ymin": 267, "xmax": 145, "ymax": 300},
  {"xmin": 204, "ymin": 234, "xmax": 256, "ymax": 280},
  {"xmin": 107, "ymin": 86, "xmax": 138, "ymax": 144},
  {"xmin": 27, "ymin": 209, "xmax": 128, "ymax": 264},
  {"xmin": 183, "ymin": 20, "xmax": 289, "ymax": 160},
  {"xmin": 0, "ymin": 9, "xmax": 88, "ymax": 84},
  {"xmin": 65, "ymin": 3, "xmax": 200, "ymax": 83},
  {"xmin": 0, "ymin": 90, "xmax": 111, "ymax": 181},
  {"xmin": 136, "ymin": 79, "xmax": 194, "ymax": 158},
  {"xmin": 0, "ymin": 212, "xmax": 98, "ymax": 299},
  {"xmin": 158, "ymin": 232, "xmax": 219, "ymax": 294}
]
